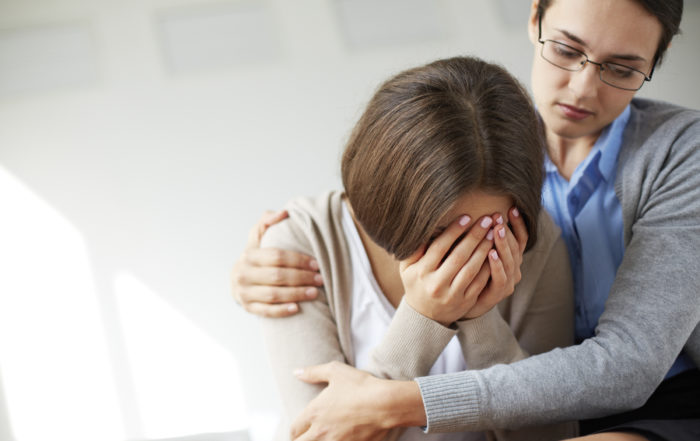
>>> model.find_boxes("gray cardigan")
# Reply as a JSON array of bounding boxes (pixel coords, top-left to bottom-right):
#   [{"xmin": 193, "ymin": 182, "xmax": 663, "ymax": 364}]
[{"xmin": 416, "ymin": 98, "xmax": 700, "ymax": 432}]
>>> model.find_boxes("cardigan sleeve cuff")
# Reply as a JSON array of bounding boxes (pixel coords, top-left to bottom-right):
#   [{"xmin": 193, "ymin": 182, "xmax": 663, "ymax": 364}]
[
  {"xmin": 455, "ymin": 307, "xmax": 526, "ymax": 369},
  {"xmin": 416, "ymin": 371, "xmax": 481, "ymax": 433},
  {"xmin": 415, "ymin": 371, "xmax": 480, "ymax": 433},
  {"xmin": 368, "ymin": 298, "xmax": 457, "ymax": 379}
]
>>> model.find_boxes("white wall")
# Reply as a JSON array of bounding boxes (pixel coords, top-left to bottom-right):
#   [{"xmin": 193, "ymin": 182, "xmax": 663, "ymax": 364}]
[{"xmin": 0, "ymin": 1, "xmax": 698, "ymax": 440}]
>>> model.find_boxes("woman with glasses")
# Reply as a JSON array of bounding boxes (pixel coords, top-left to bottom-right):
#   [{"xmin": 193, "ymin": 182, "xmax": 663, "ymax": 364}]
[{"xmin": 232, "ymin": 0, "xmax": 700, "ymax": 440}]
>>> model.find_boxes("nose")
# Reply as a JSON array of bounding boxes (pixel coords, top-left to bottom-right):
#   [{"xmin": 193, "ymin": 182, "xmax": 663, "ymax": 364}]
[{"xmin": 568, "ymin": 61, "xmax": 599, "ymax": 100}]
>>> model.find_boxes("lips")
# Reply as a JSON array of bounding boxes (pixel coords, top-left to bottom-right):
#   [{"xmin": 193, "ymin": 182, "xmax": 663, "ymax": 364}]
[{"xmin": 557, "ymin": 103, "xmax": 593, "ymax": 120}]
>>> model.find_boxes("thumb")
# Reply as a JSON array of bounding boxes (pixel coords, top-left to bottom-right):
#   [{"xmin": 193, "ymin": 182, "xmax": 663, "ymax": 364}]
[
  {"xmin": 246, "ymin": 210, "xmax": 290, "ymax": 248},
  {"xmin": 261, "ymin": 209, "xmax": 289, "ymax": 229},
  {"xmin": 293, "ymin": 361, "xmax": 338, "ymax": 384}
]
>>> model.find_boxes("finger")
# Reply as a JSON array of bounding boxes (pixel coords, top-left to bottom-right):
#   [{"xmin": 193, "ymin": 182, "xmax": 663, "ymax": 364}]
[
  {"xmin": 437, "ymin": 216, "xmax": 493, "ymax": 277},
  {"xmin": 246, "ymin": 210, "xmax": 288, "ymax": 248},
  {"xmin": 493, "ymin": 224, "xmax": 515, "ymax": 278},
  {"xmin": 293, "ymin": 361, "xmax": 337, "ymax": 384},
  {"xmin": 244, "ymin": 301, "xmax": 301, "ymax": 318},
  {"xmin": 461, "ymin": 260, "xmax": 491, "ymax": 302},
  {"xmin": 290, "ymin": 410, "xmax": 312, "ymax": 440},
  {"xmin": 245, "ymin": 248, "xmax": 320, "ymax": 271},
  {"xmin": 238, "ymin": 265, "xmax": 323, "ymax": 287},
  {"xmin": 508, "ymin": 206, "xmax": 528, "ymax": 253},
  {"xmin": 420, "ymin": 215, "xmax": 473, "ymax": 269},
  {"xmin": 260, "ymin": 209, "xmax": 289, "ymax": 228},
  {"xmin": 239, "ymin": 285, "xmax": 319, "ymax": 305},
  {"xmin": 292, "ymin": 429, "xmax": 315, "ymax": 441},
  {"xmin": 465, "ymin": 250, "xmax": 508, "ymax": 319},
  {"xmin": 482, "ymin": 249, "xmax": 510, "ymax": 304},
  {"xmin": 449, "ymin": 236, "xmax": 493, "ymax": 293}
]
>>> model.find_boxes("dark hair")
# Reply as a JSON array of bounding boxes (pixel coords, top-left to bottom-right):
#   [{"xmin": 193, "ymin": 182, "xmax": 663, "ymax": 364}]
[
  {"xmin": 536, "ymin": 0, "xmax": 683, "ymax": 66},
  {"xmin": 341, "ymin": 56, "xmax": 545, "ymax": 260}
]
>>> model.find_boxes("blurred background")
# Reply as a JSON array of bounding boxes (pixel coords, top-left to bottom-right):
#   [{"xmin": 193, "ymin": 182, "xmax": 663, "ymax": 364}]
[{"xmin": 0, "ymin": 1, "xmax": 698, "ymax": 440}]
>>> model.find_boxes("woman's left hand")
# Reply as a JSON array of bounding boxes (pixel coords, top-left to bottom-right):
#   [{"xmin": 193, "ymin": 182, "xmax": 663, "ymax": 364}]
[
  {"xmin": 463, "ymin": 206, "xmax": 528, "ymax": 319},
  {"xmin": 290, "ymin": 361, "xmax": 425, "ymax": 441}
]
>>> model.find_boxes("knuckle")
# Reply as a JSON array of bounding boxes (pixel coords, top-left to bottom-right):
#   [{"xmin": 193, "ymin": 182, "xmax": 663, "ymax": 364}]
[
  {"xmin": 265, "ymin": 290, "xmax": 280, "ymax": 303},
  {"xmin": 270, "ymin": 249, "xmax": 286, "ymax": 266},
  {"xmin": 271, "ymin": 268, "xmax": 285, "ymax": 285},
  {"xmin": 426, "ymin": 282, "xmax": 441, "ymax": 299},
  {"xmin": 234, "ymin": 271, "xmax": 247, "ymax": 286}
]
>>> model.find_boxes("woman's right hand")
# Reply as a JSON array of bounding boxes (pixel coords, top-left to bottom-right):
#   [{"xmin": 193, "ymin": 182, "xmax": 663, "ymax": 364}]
[
  {"xmin": 231, "ymin": 210, "xmax": 324, "ymax": 318},
  {"xmin": 399, "ymin": 208, "xmax": 526, "ymax": 326}
]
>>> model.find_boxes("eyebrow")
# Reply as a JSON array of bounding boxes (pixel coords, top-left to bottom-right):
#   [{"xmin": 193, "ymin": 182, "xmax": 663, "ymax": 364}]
[{"xmin": 556, "ymin": 28, "xmax": 648, "ymax": 62}]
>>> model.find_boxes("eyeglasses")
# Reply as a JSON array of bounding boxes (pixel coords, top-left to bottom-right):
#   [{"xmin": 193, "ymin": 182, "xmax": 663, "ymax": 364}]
[{"xmin": 537, "ymin": 16, "xmax": 654, "ymax": 91}]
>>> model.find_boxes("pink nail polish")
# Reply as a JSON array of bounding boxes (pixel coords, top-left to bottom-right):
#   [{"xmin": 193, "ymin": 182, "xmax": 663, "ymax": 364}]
[
  {"xmin": 496, "ymin": 216, "xmax": 504, "ymax": 225},
  {"xmin": 305, "ymin": 288, "xmax": 318, "ymax": 299},
  {"xmin": 309, "ymin": 259, "xmax": 319, "ymax": 270},
  {"xmin": 287, "ymin": 304, "xmax": 298, "ymax": 312},
  {"xmin": 486, "ymin": 230, "xmax": 494, "ymax": 241},
  {"xmin": 498, "ymin": 228, "xmax": 506, "ymax": 238},
  {"xmin": 512, "ymin": 207, "xmax": 520, "ymax": 217},
  {"xmin": 481, "ymin": 217, "xmax": 493, "ymax": 229},
  {"xmin": 459, "ymin": 215, "xmax": 471, "ymax": 226},
  {"xmin": 314, "ymin": 274, "xmax": 323, "ymax": 284},
  {"xmin": 490, "ymin": 250, "xmax": 499, "ymax": 260}
]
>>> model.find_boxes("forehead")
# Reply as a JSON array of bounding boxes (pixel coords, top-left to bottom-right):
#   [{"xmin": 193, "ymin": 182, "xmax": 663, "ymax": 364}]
[
  {"xmin": 544, "ymin": 0, "xmax": 661, "ymax": 60},
  {"xmin": 439, "ymin": 191, "xmax": 513, "ymax": 227}
]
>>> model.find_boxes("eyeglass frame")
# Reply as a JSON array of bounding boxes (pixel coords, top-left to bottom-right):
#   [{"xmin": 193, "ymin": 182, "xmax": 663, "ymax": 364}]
[{"xmin": 537, "ymin": 15, "xmax": 655, "ymax": 91}]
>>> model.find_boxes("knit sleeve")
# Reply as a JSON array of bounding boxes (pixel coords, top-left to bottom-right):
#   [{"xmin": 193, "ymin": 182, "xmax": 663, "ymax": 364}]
[
  {"xmin": 416, "ymin": 106, "xmax": 700, "ymax": 433},
  {"xmin": 258, "ymin": 201, "xmax": 346, "ymax": 431}
]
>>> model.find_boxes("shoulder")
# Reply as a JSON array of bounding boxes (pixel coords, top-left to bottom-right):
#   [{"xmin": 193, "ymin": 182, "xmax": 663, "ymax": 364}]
[
  {"xmin": 521, "ymin": 209, "xmax": 566, "ymax": 274},
  {"xmin": 624, "ymin": 98, "xmax": 700, "ymax": 157},
  {"xmin": 260, "ymin": 190, "xmax": 345, "ymax": 255}
]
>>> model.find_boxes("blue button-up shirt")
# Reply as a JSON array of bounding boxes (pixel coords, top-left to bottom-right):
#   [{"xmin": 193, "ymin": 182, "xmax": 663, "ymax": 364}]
[{"xmin": 542, "ymin": 105, "xmax": 694, "ymax": 378}]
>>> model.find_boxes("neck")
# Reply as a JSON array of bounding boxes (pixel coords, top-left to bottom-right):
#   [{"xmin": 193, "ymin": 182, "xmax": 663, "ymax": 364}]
[
  {"xmin": 545, "ymin": 128, "xmax": 599, "ymax": 181},
  {"xmin": 346, "ymin": 201, "xmax": 404, "ymax": 308}
]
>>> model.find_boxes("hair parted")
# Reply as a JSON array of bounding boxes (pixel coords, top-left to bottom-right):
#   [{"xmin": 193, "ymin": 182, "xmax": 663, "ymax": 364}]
[
  {"xmin": 536, "ymin": 0, "xmax": 683, "ymax": 66},
  {"xmin": 341, "ymin": 56, "xmax": 545, "ymax": 260}
]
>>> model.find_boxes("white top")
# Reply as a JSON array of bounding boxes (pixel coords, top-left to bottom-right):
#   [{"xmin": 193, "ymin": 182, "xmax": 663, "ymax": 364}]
[{"xmin": 341, "ymin": 202, "xmax": 481, "ymax": 441}]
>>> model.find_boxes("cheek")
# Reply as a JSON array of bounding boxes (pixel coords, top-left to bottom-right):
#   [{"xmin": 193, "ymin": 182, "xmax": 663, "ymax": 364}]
[{"xmin": 599, "ymin": 89, "xmax": 635, "ymax": 119}]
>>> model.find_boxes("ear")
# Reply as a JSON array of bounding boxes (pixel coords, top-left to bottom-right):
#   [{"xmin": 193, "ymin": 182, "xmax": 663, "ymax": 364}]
[{"xmin": 527, "ymin": 0, "xmax": 540, "ymax": 44}]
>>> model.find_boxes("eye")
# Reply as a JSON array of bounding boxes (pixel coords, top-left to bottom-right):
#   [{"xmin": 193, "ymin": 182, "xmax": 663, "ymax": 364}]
[
  {"xmin": 605, "ymin": 63, "xmax": 636, "ymax": 79},
  {"xmin": 552, "ymin": 42, "xmax": 581, "ymax": 59}
]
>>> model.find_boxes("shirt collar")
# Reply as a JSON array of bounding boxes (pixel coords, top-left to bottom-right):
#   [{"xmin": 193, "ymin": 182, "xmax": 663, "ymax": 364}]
[{"xmin": 594, "ymin": 104, "xmax": 631, "ymax": 182}]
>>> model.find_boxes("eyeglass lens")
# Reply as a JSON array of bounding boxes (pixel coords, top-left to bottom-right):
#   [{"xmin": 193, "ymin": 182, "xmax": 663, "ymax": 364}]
[{"xmin": 541, "ymin": 40, "xmax": 646, "ymax": 91}]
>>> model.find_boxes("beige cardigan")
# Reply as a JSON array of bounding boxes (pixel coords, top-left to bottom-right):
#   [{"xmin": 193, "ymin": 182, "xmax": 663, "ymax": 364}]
[{"xmin": 260, "ymin": 191, "xmax": 577, "ymax": 440}]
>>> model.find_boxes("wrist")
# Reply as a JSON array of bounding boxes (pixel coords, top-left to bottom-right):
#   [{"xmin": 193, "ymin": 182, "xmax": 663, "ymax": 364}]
[
  {"xmin": 377, "ymin": 379, "xmax": 427, "ymax": 429},
  {"xmin": 404, "ymin": 296, "xmax": 454, "ymax": 328}
]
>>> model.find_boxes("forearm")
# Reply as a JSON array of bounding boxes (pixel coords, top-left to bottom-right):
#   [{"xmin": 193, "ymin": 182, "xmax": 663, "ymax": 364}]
[{"xmin": 367, "ymin": 298, "xmax": 457, "ymax": 380}]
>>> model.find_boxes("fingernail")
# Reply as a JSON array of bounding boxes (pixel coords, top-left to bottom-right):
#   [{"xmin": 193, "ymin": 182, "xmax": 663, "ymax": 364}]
[
  {"xmin": 305, "ymin": 287, "xmax": 318, "ymax": 299},
  {"xmin": 287, "ymin": 304, "xmax": 298, "ymax": 313},
  {"xmin": 496, "ymin": 215, "xmax": 504, "ymax": 225},
  {"xmin": 498, "ymin": 227, "xmax": 506, "ymax": 238},
  {"xmin": 314, "ymin": 274, "xmax": 324, "ymax": 284},
  {"xmin": 486, "ymin": 229, "xmax": 494, "ymax": 241},
  {"xmin": 481, "ymin": 217, "xmax": 493, "ymax": 229},
  {"xmin": 459, "ymin": 215, "xmax": 471, "ymax": 226},
  {"xmin": 512, "ymin": 207, "xmax": 520, "ymax": 217},
  {"xmin": 309, "ymin": 259, "xmax": 319, "ymax": 270},
  {"xmin": 293, "ymin": 368, "xmax": 305, "ymax": 377},
  {"xmin": 490, "ymin": 250, "xmax": 499, "ymax": 260}
]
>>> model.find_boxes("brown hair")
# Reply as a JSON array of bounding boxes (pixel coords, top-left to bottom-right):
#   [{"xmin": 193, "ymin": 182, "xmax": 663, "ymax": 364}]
[
  {"xmin": 341, "ymin": 56, "xmax": 545, "ymax": 260},
  {"xmin": 536, "ymin": 0, "xmax": 683, "ymax": 66}
]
